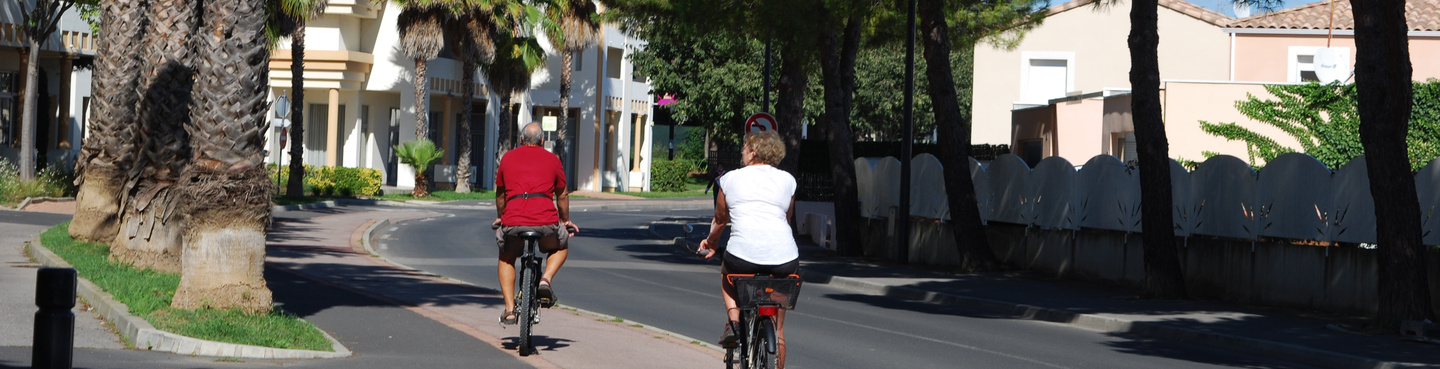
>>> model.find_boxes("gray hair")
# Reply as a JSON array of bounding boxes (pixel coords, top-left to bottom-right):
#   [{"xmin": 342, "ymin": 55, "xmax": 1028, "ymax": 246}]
[{"xmin": 520, "ymin": 123, "xmax": 544, "ymax": 146}]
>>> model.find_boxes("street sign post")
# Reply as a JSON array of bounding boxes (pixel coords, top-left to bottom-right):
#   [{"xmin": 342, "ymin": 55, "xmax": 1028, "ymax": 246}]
[{"xmin": 744, "ymin": 112, "xmax": 777, "ymax": 135}]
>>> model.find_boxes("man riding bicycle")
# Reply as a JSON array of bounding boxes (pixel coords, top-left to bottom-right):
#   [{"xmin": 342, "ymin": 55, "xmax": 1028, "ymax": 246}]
[{"xmin": 494, "ymin": 123, "xmax": 578, "ymax": 325}]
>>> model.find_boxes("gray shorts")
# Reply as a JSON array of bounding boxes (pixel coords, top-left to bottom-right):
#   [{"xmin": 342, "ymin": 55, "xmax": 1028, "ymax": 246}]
[{"xmin": 495, "ymin": 223, "xmax": 569, "ymax": 255}]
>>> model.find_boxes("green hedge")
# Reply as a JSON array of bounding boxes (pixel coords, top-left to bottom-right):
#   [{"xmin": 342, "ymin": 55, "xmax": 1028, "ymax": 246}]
[
  {"xmin": 267, "ymin": 164, "xmax": 382, "ymax": 197},
  {"xmin": 650, "ymin": 160, "xmax": 694, "ymax": 192}
]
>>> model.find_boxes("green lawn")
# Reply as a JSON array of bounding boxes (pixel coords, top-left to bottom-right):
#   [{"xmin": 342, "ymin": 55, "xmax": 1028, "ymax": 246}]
[
  {"xmin": 38, "ymin": 224, "xmax": 332, "ymax": 351},
  {"xmin": 615, "ymin": 181, "xmax": 710, "ymax": 199},
  {"xmin": 378, "ymin": 190, "xmax": 496, "ymax": 201}
]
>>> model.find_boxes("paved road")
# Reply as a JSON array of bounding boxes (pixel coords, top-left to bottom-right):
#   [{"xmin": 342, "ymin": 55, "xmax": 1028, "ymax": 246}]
[{"xmin": 374, "ymin": 207, "xmax": 1321, "ymax": 369}]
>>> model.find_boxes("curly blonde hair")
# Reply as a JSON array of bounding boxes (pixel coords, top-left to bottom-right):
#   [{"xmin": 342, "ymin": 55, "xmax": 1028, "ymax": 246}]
[{"xmin": 744, "ymin": 131, "xmax": 785, "ymax": 166}]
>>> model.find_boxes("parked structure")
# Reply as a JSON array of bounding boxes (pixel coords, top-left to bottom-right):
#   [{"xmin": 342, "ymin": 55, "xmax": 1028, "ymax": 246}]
[
  {"xmin": 266, "ymin": 1, "xmax": 655, "ymax": 192},
  {"xmin": 0, "ymin": 7, "xmax": 94, "ymax": 170},
  {"xmin": 975, "ymin": 0, "xmax": 1440, "ymax": 167}
]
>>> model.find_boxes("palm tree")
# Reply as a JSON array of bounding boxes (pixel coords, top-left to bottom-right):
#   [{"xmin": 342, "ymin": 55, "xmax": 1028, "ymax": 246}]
[
  {"xmin": 396, "ymin": 1, "xmax": 448, "ymax": 195},
  {"xmin": 485, "ymin": 3, "xmax": 547, "ymax": 161},
  {"xmin": 171, "ymin": 0, "xmax": 276, "ymax": 314},
  {"xmin": 446, "ymin": 6, "xmax": 496, "ymax": 193},
  {"xmin": 110, "ymin": 0, "xmax": 202, "ymax": 273},
  {"xmin": 543, "ymin": 0, "xmax": 600, "ymax": 184},
  {"xmin": 70, "ymin": 0, "xmax": 148, "ymax": 244},
  {"xmin": 267, "ymin": 0, "xmax": 329, "ymax": 198}
]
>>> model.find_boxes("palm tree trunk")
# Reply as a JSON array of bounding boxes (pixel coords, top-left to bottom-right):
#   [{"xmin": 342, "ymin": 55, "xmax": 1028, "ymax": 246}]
[
  {"xmin": 558, "ymin": 50, "xmax": 573, "ymax": 181},
  {"xmin": 918, "ymin": 0, "xmax": 999, "ymax": 271},
  {"xmin": 1129, "ymin": 0, "xmax": 1187, "ymax": 299},
  {"xmin": 19, "ymin": 40, "xmax": 39, "ymax": 181},
  {"xmin": 414, "ymin": 57, "xmax": 431, "ymax": 195},
  {"xmin": 172, "ymin": 0, "xmax": 275, "ymax": 314},
  {"xmin": 72, "ymin": 0, "xmax": 148, "ymax": 243},
  {"xmin": 818, "ymin": 12, "xmax": 863, "ymax": 257},
  {"xmin": 112, "ymin": 0, "xmax": 199, "ymax": 273},
  {"xmin": 775, "ymin": 45, "xmax": 807, "ymax": 175},
  {"xmin": 456, "ymin": 58, "xmax": 475, "ymax": 193},
  {"xmin": 1350, "ymin": 0, "xmax": 1436, "ymax": 327},
  {"xmin": 286, "ymin": 21, "xmax": 308, "ymax": 198}
]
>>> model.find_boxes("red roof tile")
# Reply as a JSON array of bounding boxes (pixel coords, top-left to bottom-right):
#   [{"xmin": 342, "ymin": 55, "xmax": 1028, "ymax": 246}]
[{"xmin": 1228, "ymin": 0, "xmax": 1440, "ymax": 32}]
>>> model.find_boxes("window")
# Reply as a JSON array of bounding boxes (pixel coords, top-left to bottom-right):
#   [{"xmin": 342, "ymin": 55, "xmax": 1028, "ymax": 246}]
[
  {"xmin": 0, "ymin": 71, "xmax": 15, "ymax": 146},
  {"xmin": 574, "ymin": 51, "xmax": 583, "ymax": 71},
  {"xmin": 1019, "ymin": 52, "xmax": 1075, "ymax": 104},
  {"xmin": 606, "ymin": 47, "xmax": 623, "ymax": 79}
]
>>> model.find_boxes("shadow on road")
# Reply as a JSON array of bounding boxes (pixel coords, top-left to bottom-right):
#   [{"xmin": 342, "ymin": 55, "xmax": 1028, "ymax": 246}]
[{"xmin": 266, "ymin": 245, "xmax": 506, "ymax": 317}]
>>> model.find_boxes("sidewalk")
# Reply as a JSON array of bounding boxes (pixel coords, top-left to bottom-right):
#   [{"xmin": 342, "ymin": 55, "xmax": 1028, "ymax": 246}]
[
  {"xmin": 649, "ymin": 218, "xmax": 1440, "ymax": 369},
  {"xmin": 2, "ymin": 200, "xmax": 722, "ymax": 368}
]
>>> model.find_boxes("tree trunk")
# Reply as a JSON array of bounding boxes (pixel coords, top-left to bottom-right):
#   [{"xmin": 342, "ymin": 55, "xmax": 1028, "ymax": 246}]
[
  {"xmin": 1129, "ymin": 0, "xmax": 1187, "ymax": 299},
  {"xmin": 818, "ymin": 12, "xmax": 864, "ymax": 257},
  {"xmin": 456, "ymin": 58, "xmax": 475, "ymax": 193},
  {"xmin": 917, "ymin": 0, "xmax": 1000, "ymax": 271},
  {"xmin": 414, "ymin": 57, "xmax": 430, "ymax": 194},
  {"xmin": 173, "ymin": 0, "xmax": 274, "ymax": 313},
  {"xmin": 558, "ymin": 50, "xmax": 574, "ymax": 184},
  {"xmin": 72, "ymin": 0, "xmax": 148, "ymax": 243},
  {"xmin": 1350, "ymin": 0, "xmax": 1436, "ymax": 327},
  {"xmin": 286, "ymin": 21, "xmax": 308, "ymax": 198},
  {"xmin": 496, "ymin": 87, "xmax": 516, "ymax": 160},
  {"xmin": 775, "ymin": 45, "xmax": 807, "ymax": 175},
  {"xmin": 19, "ymin": 40, "xmax": 39, "ymax": 181},
  {"xmin": 112, "ymin": 0, "xmax": 199, "ymax": 273}
]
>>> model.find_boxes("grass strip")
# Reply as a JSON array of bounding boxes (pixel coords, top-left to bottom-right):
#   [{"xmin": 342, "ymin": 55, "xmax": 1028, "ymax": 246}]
[
  {"xmin": 39, "ymin": 223, "xmax": 332, "ymax": 351},
  {"xmin": 378, "ymin": 190, "xmax": 496, "ymax": 201}
]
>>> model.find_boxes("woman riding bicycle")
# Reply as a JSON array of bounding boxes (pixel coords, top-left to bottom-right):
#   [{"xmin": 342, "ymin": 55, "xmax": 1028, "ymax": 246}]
[{"xmin": 696, "ymin": 131, "xmax": 798, "ymax": 369}]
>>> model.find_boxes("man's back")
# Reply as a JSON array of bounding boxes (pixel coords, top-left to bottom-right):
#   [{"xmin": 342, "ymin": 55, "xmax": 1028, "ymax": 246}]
[{"xmin": 496, "ymin": 146, "xmax": 566, "ymax": 226}]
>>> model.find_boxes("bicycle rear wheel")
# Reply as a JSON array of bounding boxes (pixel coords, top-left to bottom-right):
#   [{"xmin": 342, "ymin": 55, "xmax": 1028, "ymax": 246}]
[
  {"xmin": 748, "ymin": 317, "xmax": 776, "ymax": 369},
  {"xmin": 517, "ymin": 258, "xmax": 539, "ymax": 355}
]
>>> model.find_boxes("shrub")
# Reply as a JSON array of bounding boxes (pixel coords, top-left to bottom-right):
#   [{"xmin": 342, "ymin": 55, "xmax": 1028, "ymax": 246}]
[
  {"xmin": 269, "ymin": 163, "xmax": 382, "ymax": 197},
  {"xmin": 0, "ymin": 158, "xmax": 74, "ymax": 203},
  {"xmin": 650, "ymin": 159, "xmax": 693, "ymax": 192}
]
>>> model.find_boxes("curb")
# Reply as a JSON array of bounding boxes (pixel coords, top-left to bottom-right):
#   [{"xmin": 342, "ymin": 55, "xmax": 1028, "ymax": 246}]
[
  {"xmin": 641, "ymin": 220, "xmax": 1421, "ymax": 369},
  {"xmin": 25, "ymin": 235, "xmax": 352, "ymax": 359},
  {"xmin": 273, "ymin": 198, "xmax": 714, "ymax": 214},
  {"xmin": 17, "ymin": 197, "xmax": 75, "ymax": 210}
]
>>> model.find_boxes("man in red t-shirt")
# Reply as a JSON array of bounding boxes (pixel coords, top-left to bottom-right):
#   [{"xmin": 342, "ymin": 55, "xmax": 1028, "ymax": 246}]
[{"xmin": 493, "ymin": 123, "xmax": 578, "ymax": 325}]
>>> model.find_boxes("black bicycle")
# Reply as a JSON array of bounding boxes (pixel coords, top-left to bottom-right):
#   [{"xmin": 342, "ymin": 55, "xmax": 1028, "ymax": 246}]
[
  {"xmin": 724, "ymin": 274, "xmax": 802, "ymax": 369},
  {"xmin": 494, "ymin": 226, "xmax": 548, "ymax": 356}
]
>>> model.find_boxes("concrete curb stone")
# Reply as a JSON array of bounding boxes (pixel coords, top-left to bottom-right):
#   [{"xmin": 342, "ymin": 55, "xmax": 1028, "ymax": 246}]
[{"xmin": 24, "ymin": 235, "xmax": 352, "ymax": 359}]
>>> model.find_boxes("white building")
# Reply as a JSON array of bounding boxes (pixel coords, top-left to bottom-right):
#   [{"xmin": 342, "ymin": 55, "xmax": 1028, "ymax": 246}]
[
  {"xmin": 266, "ymin": 1, "xmax": 655, "ymax": 192},
  {"xmin": 0, "ymin": 3, "xmax": 95, "ymax": 169}
]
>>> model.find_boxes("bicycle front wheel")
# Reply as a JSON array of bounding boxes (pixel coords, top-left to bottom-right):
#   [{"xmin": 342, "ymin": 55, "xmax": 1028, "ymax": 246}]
[{"xmin": 517, "ymin": 259, "xmax": 539, "ymax": 355}]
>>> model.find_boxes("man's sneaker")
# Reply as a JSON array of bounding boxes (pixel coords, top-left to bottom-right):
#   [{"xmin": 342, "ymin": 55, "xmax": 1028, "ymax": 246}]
[{"xmin": 718, "ymin": 320, "xmax": 740, "ymax": 347}]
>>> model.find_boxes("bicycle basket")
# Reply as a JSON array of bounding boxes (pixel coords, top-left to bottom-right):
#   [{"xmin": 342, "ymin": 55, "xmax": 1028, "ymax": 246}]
[{"xmin": 732, "ymin": 276, "xmax": 803, "ymax": 310}]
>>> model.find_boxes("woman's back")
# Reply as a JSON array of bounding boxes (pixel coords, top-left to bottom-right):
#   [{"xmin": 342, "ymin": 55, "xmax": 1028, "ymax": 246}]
[{"xmin": 719, "ymin": 165, "xmax": 798, "ymax": 265}]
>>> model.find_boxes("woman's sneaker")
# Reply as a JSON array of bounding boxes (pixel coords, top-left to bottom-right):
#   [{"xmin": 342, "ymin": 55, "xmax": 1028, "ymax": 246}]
[{"xmin": 718, "ymin": 320, "xmax": 740, "ymax": 347}]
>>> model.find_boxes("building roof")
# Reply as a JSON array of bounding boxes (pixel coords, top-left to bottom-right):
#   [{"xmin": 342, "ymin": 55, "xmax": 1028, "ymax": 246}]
[
  {"xmin": 1048, "ymin": 0, "xmax": 1232, "ymax": 27},
  {"xmin": 1227, "ymin": 0, "xmax": 1440, "ymax": 31}
]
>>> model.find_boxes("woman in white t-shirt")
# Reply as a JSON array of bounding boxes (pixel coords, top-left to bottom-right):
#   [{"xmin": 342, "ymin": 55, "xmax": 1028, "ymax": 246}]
[{"xmin": 697, "ymin": 131, "xmax": 798, "ymax": 368}]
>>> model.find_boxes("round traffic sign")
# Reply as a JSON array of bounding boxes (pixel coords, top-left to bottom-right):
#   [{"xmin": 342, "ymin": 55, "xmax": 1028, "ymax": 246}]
[{"xmin": 745, "ymin": 112, "xmax": 777, "ymax": 135}]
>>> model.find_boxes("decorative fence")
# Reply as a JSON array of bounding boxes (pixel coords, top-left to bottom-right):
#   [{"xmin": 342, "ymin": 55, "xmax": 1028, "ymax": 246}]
[
  {"xmin": 837, "ymin": 153, "xmax": 1440, "ymax": 314},
  {"xmin": 856, "ymin": 153, "xmax": 1440, "ymax": 246}
]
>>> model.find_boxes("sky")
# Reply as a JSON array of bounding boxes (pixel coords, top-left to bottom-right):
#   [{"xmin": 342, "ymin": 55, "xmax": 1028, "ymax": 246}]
[{"xmin": 1048, "ymin": 0, "xmax": 1325, "ymax": 17}]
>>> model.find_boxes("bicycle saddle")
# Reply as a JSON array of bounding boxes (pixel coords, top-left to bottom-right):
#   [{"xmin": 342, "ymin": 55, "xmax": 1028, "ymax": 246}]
[{"xmin": 518, "ymin": 231, "xmax": 543, "ymax": 239}]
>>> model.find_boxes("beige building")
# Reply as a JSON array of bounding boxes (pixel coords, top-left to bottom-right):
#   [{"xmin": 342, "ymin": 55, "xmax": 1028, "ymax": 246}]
[
  {"xmin": 984, "ymin": 0, "xmax": 1440, "ymax": 168},
  {"xmin": 0, "ymin": 8, "xmax": 95, "ymax": 170}
]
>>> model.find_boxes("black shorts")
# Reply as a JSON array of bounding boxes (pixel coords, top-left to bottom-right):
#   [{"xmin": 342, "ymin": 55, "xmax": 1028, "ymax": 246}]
[{"xmin": 721, "ymin": 252, "xmax": 799, "ymax": 276}]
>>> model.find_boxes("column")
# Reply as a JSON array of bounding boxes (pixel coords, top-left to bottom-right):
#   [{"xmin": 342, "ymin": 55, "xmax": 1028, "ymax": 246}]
[
  {"xmin": 56, "ymin": 55, "xmax": 72, "ymax": 150},
  {"xmin": 326, "ymin": 88, "xmax": 339, "ymax": 167}
]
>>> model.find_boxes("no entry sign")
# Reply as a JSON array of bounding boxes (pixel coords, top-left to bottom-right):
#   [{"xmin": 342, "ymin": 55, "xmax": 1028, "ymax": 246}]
[{"xmin": 745, "ymin": 112, "xmax": 777, "ymax": 135}]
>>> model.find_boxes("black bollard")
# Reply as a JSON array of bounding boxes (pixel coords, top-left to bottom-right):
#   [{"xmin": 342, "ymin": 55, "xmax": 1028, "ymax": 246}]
[{"xmin": 33, "ymin": 267, "xmax": 76, "ymax": 369}]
